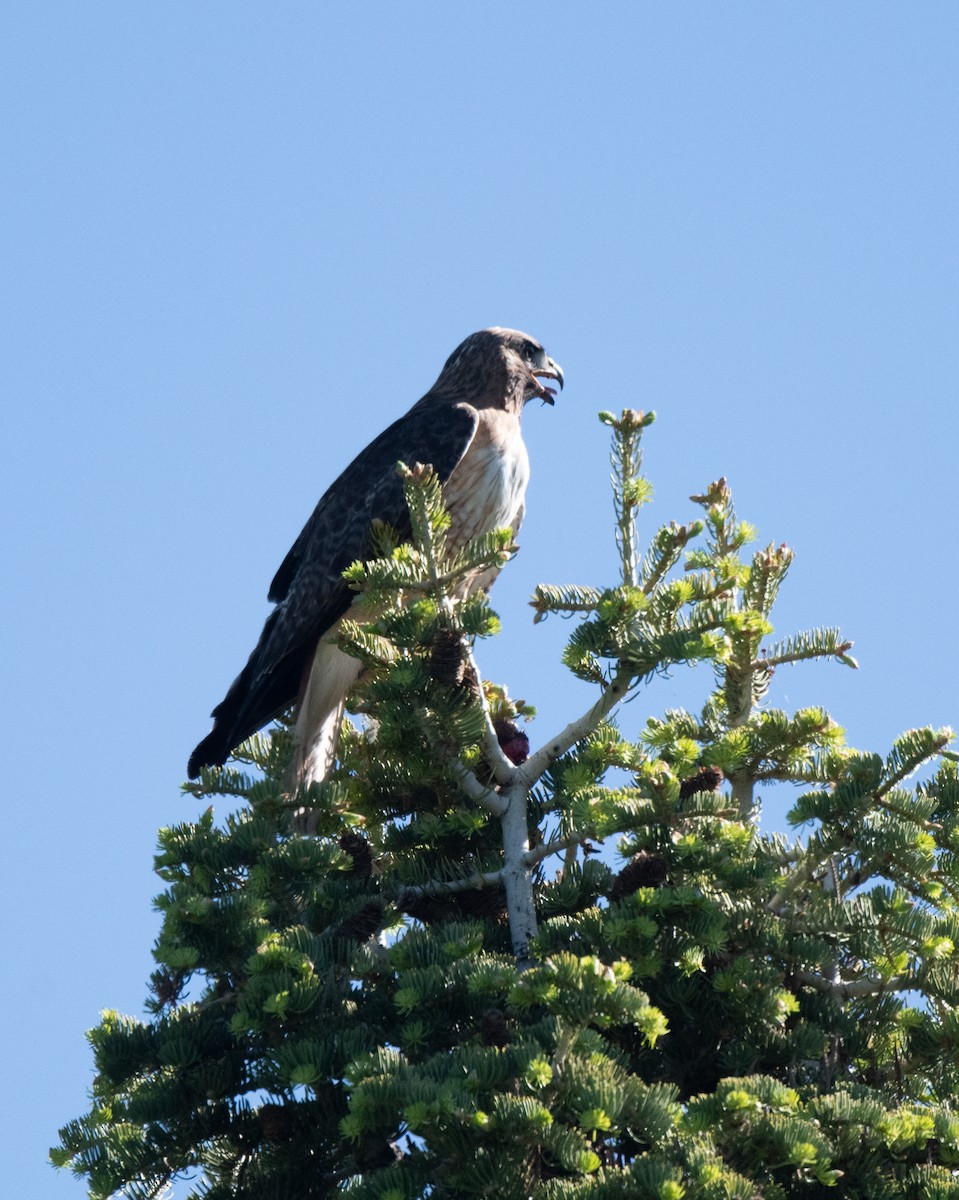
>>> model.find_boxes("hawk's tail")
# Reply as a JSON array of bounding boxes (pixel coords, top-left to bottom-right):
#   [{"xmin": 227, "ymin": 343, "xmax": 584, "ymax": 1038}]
[
  {"xmin": 187, "ymin": 609, "xmax": 308, "ymax": 780},
  {"xmin": 291, "ymin": 639, "xmax": 363, "ymax": 786},
  {"xmin": 187, "ymin": 728, "xmax": 231, "ymax": 779}
]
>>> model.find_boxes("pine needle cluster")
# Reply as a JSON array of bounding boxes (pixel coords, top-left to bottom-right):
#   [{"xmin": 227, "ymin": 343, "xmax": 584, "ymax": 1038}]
[{"xmin": 54, "ymin": 416, "xmax": 959, "ymax": 1198}]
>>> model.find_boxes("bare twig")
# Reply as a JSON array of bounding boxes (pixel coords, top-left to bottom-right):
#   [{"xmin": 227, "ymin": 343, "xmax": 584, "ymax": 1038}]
[
  {"xmin": 517, "ymin": 666, "xmax": 634, "ymax": 788},
  {"xmin": 448, "ymin": 760, "xmax": 507, "ymax": 816},
  {"xmin": 464, "ymin": 642, "xmax": 516, "ymax": 785},
  {"xmin": 398, "ymin": 867, "xmax": 505, "ymax": 902},
  {"xmin": 524, "ymin": 831, "xmax": 596, "ymax": 868},
  {"xmin": 793, "ymin": 968, "xmax": 911, "ymax": 999}
]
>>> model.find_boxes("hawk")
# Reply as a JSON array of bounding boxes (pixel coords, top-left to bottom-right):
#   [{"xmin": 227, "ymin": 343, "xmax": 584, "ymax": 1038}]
[{"xmin": 188, "ymin": 327, "xmax": 563, "ymax": 785}]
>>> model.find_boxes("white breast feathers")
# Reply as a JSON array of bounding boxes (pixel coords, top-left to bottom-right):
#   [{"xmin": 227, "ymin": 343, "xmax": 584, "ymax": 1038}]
[{"xmin": 443, "ymin": 410, "xmax": 530, "ymax": 549}]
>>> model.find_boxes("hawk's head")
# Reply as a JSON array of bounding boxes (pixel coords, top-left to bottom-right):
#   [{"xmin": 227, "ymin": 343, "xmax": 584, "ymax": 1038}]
[{"xmin": 433, "ymin": 327, "xmax": 564, "ymax": 412}]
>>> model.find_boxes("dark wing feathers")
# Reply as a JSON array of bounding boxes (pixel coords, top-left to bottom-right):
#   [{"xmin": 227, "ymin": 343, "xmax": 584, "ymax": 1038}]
[
  {"xmin": 267, "ymin": 401, "xmax": 477, "ymax": 603},
  {"xmin": 187, "ymin": 400, "xmax": 479, "ymax": 777}
]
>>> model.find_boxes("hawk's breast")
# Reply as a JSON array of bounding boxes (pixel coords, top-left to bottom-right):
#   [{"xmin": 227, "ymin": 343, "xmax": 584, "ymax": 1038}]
[{"xmin": 443, "ymin": 410, "xmax": 530, "ymax": 548}]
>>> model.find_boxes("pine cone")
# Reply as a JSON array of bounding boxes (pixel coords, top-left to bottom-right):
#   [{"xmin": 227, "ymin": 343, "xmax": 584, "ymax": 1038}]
[
  {"xmin": 609, "ymin": 851, "xmax": 668, "ymax": 900},
  {"xmin": 339, "ymin": 831, "xmax": 373, "ymax": 878},
  {"xmin": 258, "ymin": 1103, "xmax": 294, "ymax": 1143},
  {"xmin": 429, "ymin": 627, "xmax": 466, "ymax": 686},
  {"xmin": 493, "ymin": 718, "xmax": 530, "ymax": 766},
  {"xmin": 354, "ymin": 1134, "xmax": 403, "ymax": 1171},
  {"xmin": 479, "ymin": 1007, "xmax": 512, "ymax": 1047},
  {"xmin": 400, "ymin": 893, "xmax": 454, "ymax": 924},
  {"xmin": 333, "ymin": 899, "xmax": 384, "ymax": 942},
  {"xmin": 401, "ymin": 885, "xmax": 507, "ymax": 924},
  {"xmin": 149, "ymin": 968, "xmax": 185, "ymax": 1008},
  {"xmin": 452, "ymin": 884, "xmax": 508, "ymax": 921},
  {"xmin": 679, "ymin": 765, "xmax": 725, "ymax": 800}
]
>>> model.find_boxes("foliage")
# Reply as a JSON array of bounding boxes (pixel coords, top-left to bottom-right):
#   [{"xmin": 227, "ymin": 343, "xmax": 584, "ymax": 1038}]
[{"xmin": 55, "ymin": 413, "xmax": 959, "ymax": 1198}]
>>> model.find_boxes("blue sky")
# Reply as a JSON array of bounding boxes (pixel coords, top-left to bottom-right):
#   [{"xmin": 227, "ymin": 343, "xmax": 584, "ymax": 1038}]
[{"xmin": 4, "ymin": 5, "xmax": 958, "ymax": 1195}]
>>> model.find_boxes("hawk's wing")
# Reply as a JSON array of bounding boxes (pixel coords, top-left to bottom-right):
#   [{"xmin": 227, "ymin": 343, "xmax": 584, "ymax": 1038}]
[{"xmin": 188, "ymin": 400, "xmax": 479, "ymax": 776}]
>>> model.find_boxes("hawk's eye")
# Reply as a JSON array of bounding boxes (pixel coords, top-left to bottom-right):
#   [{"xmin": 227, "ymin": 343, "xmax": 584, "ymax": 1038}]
[{"xmin": 523, "ymin": 341, "xmax": 538, "ymax": 362}]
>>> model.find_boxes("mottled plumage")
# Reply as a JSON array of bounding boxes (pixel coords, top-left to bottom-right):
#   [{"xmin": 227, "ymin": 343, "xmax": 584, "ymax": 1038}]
[{"xmin": 188, "ymin": 327, "xmax": 563, "ymax": 783}]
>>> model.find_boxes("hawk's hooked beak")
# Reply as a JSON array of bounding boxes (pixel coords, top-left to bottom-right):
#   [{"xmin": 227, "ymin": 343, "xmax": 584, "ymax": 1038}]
[{"xmin": 530, "ymin": 350, "xmax": 564, "ymax": 405}]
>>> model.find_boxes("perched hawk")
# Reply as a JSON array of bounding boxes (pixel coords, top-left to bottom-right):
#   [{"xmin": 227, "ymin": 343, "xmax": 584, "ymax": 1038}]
[{"xmin": 188, "ymin": 327, "xmax": 563, "ymax": 785}]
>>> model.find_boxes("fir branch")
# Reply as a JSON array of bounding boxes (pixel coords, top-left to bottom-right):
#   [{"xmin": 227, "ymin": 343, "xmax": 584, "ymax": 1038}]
[
  {"xmin": 875, "ymin": 794, "xmax": 944, "ymax": 833},
  {"xmin": 181, "ymin": 765, "xmax": 257, "ymax": 798},
  {"xmin": 640, "ymin": 521, "xmax": 703, "ymax": 597},
  {"xmin": 398, "ymin": 460, "xmax": 449, "ymax": 573},
  {"xmin": 63, "ymin": 410, "xmax": 959, "ymax": 1198},
  {"xmin": 405, "ymin": 625, "xmax": 510, "ymax": 812},
  {"xmin": 346, "ymin": 544, "xmax": 512, "ymax": 597},
  {"xmin": 757, "ymin": 628, "xmax": 856, "ymax": 671},
  {"xmin": 441, "ymin": 528, "xmax": 516, "ymax": 582},
  {"xmin": 928, "ymin": 870, "xmax": 959, "ymax": 907},
  {"xmin": 599, "ymin": 408, "xmax": 655, "ymax": 588},
  {"xmin": 767, "ymin": 833, "xmax": 853, "ymax": 914},
  {"xmin": 764, "ymin": 836, "xmax": 807, "ymax": 865},
  {"xmin": 336, "ymin": 620, "xmax": 399, "ymax": 668},
  {"xmin": 529, "ymin": 582, "xmax": 603, "ymax": 623},
  {"xmin": 742, "ymin": 541, "xmax": 793, "ymax": 620},
  {"xmin": 878, "ymin": 727, "xmax": 953, "ymax": 798}
]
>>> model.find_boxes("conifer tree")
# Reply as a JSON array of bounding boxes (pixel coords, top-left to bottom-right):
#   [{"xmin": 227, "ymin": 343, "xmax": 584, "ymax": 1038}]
[{"xmin": 55, "ymin": 412, "xmax": 959, "ymax": 1199}]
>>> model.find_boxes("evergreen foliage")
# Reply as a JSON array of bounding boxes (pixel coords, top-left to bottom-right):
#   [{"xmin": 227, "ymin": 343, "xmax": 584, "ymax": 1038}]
[{"xmin": 55, "ymin": 412, "xmax": 959, "ymax": 1198}]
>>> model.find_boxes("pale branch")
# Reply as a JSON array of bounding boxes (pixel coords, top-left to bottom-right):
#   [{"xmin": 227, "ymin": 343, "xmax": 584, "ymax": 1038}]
[
  {"xmin": 617, "ymin": 506, "xmax": 638, "ymax": 589},
  {"xmin": 726, "ymin": 655, "xmax": 757, "ymax": 817},
  {"xmin": 768, "ymin": 829, "xmax": 859, "ymax": 909},
  {"xmin": 412, "ymin": 690, "xmax": 507, "ymax": 815},
  {"xmin": 500, "ymin": 782, "xmax": 538, "ymax": 970},
  {"xmin": 517, "ymin": 666, "xmax": 635, "ymax": 788},
  {"xmin": 768, "ymin": 844, "xmax": 838, "ymax": 914},
  {"xmin": 397, "ymin": 867, "xmax": 505, "ymax": 902},
  {"xmin": 765, "ymin": 842, "xmax": 807, "ymax": 866},
  {"xmin": 426, "ymin": 590, "xmax": 513, "ymax": 804},
  {"xmin": 729, "ymin": 772, "xmax": 755, "ymax": 822},
  {"xmin": 448, "ymin": 760, "xmax": 507, "ymax": 816},
  {"xmin": 562, "ymin": 842, "xmax": 579, "ymax": 880},
  {"xmin": 465, "ymin": 642, "xmax": 516, "ymax": 786},
  {"xmin": 792, "ymin": 967, "xmax": 912, "ymax": 999},
  {"xmin": 524, "ymin": 830, "xmax": 598, "ymax": 868},
  {"xmin": 822, "ymin": 854, "xmax": 843, "ymax": 898}
]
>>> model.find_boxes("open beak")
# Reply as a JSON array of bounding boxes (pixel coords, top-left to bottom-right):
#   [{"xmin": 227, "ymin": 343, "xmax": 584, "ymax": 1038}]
[{"xmin": 530, "ymin": 352, "xmax": 564, "ymax": 405}]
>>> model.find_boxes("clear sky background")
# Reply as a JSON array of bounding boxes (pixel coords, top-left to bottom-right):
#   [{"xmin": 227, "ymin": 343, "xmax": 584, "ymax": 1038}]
[{"xmin": 4, "ymin": 4, "xmax": 958, "ymax": 1195}]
